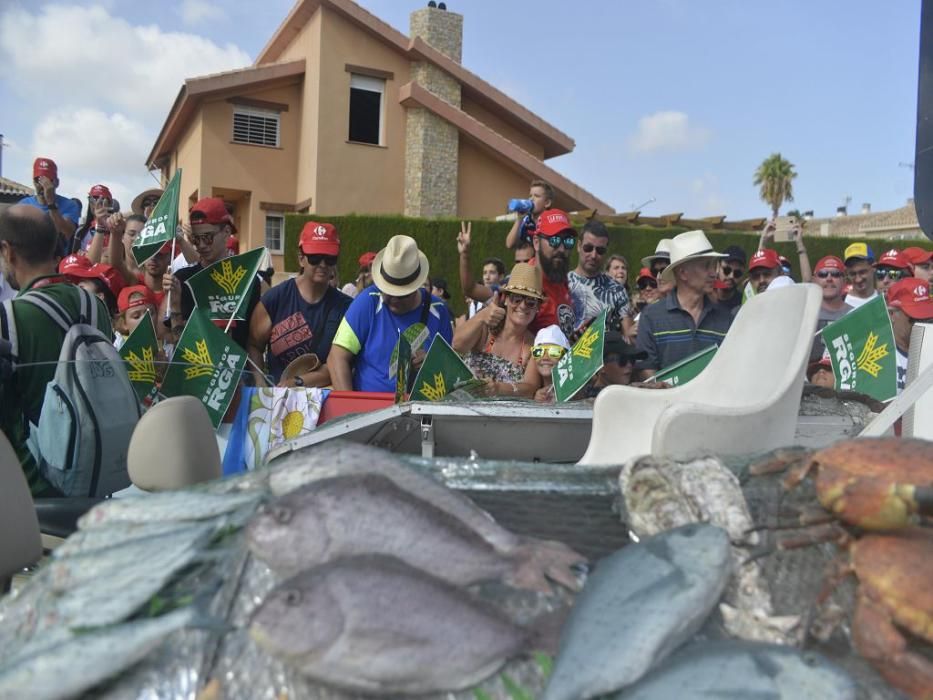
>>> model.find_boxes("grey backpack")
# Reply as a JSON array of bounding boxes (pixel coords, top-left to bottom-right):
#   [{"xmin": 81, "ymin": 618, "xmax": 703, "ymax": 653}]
[{"xmin": 15, "ymin": 287, "xmax": 140, "ymax": 497}]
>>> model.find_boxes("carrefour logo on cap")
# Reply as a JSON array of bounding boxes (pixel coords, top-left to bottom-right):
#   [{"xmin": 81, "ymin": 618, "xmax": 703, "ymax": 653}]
[
  {"xmin": 314, "ymin": 225, "xmax": 327, "ymax": 237},
  {"xmin": 914, "ymin": 284, "xmax": 928, "ymax": 299},
  {"xmin": 38, "ymin": 160, "xmax": 50, "ymax": 168}
]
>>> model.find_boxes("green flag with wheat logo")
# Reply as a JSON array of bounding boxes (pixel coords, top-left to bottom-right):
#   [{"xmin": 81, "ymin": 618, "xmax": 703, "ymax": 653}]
[
  {"xmin": 820, "ymin": 295, "xmax": 897, "ymax": 401},
  {"xmin": 161, "ymin": 309, "xmax": 248, "ymax": 428},
  {"xmin": 185, "ymin": 247, "xmax": 265, "ymax": 322},
  {"xmin": 132, "ymin": 169, "xmax": 181, "ymax": 265},
  {"xmin": 119, "ymin": 310, "xmax": 160, "ymax": 404}
]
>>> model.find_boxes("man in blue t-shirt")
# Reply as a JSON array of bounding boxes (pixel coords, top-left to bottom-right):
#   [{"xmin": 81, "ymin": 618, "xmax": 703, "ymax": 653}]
[
  {"xmin": 330, "ymin": 235, "xmax": 453, "ymax": 392},
  {"xmin": 18, "ymin": 157, "xmax": 81, "ymax": 247}
]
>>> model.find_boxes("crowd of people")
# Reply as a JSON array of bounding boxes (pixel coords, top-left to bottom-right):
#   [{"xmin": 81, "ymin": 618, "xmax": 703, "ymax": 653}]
[{"xmin": 2, "ymin": 159, "xmax": 933, "ymax": 496}]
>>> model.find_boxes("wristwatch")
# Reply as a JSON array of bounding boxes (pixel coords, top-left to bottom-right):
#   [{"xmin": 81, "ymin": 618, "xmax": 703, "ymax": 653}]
[{"xmin": 293, "ymin": 374, "xmax": 305, "ymax": 387}]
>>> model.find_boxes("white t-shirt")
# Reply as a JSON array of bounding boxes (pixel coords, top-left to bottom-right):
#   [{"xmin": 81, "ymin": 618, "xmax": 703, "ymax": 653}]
[{"xmin": 844, "ymin": 291, "xmax": 878, "ymax": 310}]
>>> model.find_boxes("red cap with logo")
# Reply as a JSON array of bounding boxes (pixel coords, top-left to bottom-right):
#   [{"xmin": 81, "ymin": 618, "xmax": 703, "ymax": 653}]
[
  {"xmin": 33, "ymin": 158, "xmax": 57, "ymax": 180},
  {"xmin": 299, "ymin": 222, "xmax": 340, "ymax": 256},
  {"xmin": 748, "ymin": 249, "xmax": 780, "ymax": 271},
  {"xmin": 58, "ymin": 254, "xmax": 94, "ymax": 277},
  {"xmin": 887, "ymin": 278, "xmax": 933, "ymax": 319},
  {"xmin": 636, "ymin": 267, "xmax": 655, "ymax": 283},
  {"xmin": 89, "ymin": 263, "xmax": 126, "ymax": 300},
  {"xmin": 118, "ymin": 285, "xmax": 158, "ymax": 313},
  {"xmin": 902, "ymin": 246, "xmax": 933, "ymax": 266},
  {"xmin": 535, "ymin": 209, "xmax": 576, "ymax": 237},
  {"xmin": 189, "ymin": 197, "xmax": 236, "ymax": 233},
  {"xmin": 88, "ymin": 184, "xmax": 112, "ymax": 200},
  {"xmin": 875, "ymin": 248, "xmax": 911, "ymax": 270},
  {"xmin": 358, "ymin": 251, "xmax": 377, "ymax": 268},
  {"xmin": 814, "ymin": 255, "xmax": 845, "ymax": 273}
]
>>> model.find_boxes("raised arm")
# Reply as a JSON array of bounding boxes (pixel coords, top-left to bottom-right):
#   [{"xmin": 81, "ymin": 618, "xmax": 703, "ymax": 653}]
[
  {"xmin": 457, "ymin": 221, "xmax": 492, "ymax": 302},
  {"xmin": 791, "ymin": 222, "xmax": 812, "ymax": 283},
  {"xmin": 452, "ymin": 293, "xmax": 502, "ymax": 353}
]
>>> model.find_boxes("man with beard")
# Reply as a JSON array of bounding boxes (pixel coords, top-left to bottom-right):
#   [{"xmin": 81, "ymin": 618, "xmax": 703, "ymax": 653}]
[
  {"xmin": 711, "ymin": 245, "xmax": 746, "ymax": 310},
  {"xmin": 809, "ymin": 255, "xmax": 852, "ymax": 362},
  {"xmin": 529, "ymin": 209, "xmax": 580, "ymax": 338},
  {"xmin": 635, "ymin": 230, "xmax": 732, "ymax": 379},
  {"xmin": 747, "ymin": 248, "xmax": 782, "ymax": 294},
  {"xmin": 568, "ymin": 219, "xmax": 630, "ymax": 330}
]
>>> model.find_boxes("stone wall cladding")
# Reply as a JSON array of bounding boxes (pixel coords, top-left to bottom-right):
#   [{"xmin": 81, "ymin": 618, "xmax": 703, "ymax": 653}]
[{"xmin": 405, "ymin": 7, "xmax": 464, "ymax": 218}]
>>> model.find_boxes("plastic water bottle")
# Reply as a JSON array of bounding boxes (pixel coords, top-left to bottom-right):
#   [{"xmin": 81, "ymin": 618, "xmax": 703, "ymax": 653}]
[{"xmin": 508, "ymin": 198, "xmax": 533, "ymax": 214}]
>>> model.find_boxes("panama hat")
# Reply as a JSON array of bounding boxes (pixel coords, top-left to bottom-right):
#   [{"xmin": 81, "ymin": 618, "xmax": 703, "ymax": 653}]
[
  {"xmin": 500, "ymin": 262, "xmax": 545, "ymax": 300},
  {"xmin": 372, "ymin": 235, "xmax": 430, "ymax": 296},
  {"xmin": 641, "ymin": 239, "xmax": 672, "ymax": 267},
  {"xmin": 131, "ymin": 188, "xmax": 163, "ymax": 215},
  {"xmin": 280, "ymin": 354, "xmax": 321, "ymax": 386},
  {"xmin": 660, "ymin": 230, "xmax": 726, "ymax": 283}
]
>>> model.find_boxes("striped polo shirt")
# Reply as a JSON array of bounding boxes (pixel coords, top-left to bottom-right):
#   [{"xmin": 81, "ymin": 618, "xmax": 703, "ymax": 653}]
[{"xmin": 635, "ymin": 291, "xmax": 733, "ymax": 372}]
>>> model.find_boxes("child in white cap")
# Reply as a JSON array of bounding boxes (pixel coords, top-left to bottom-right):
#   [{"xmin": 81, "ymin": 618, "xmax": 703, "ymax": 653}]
[{"xmin": 531, "ymin": 324, "xmax": 571, "ymax": 402}]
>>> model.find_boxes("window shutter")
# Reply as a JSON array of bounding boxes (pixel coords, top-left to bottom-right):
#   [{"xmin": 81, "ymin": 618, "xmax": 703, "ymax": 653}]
[{"xmin": 233, "ymin": 107, "xmax": 280, "ymax": 147}]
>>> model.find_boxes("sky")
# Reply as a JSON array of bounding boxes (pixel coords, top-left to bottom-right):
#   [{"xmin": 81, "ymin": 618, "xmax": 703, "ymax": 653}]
[{"xmin": 0, "ymin": 0, "xmax": 922, "ymax": 220}]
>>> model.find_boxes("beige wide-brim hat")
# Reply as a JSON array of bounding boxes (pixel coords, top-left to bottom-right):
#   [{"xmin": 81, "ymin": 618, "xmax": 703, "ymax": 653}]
[
  {"xmin": 280, "ymin": 353, "xmax": 321, "ymax": 385},
  {"xmin": 372, "ymin": 235, "xmax": 430, "ymax": 296},
  {"xmin": 660, "ymin": 230, "xmax": 727, "ymax": 283},
  {"xmin": 500, "ymin": 262, "xmax": 545, "ymax": 300},
  {"xmin": 641, "ymin": 238, "xmax": 673, "ymax": 267},
  {"xmin": 131, "ymin": 188, "xmax": 163, "ymax": 215}
]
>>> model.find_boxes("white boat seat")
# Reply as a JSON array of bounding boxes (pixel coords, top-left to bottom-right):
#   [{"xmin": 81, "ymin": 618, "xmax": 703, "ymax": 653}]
[
  {"xmin": 578, "ymin": 284, "xmax": 822, "ymax": 466},
  {"xmin": 128, "ymin": 396, "xmax": 221, "ymax": 491},
  {"xmin": 0, "ymin": 429, "xmax": 42, "ymax": 587}
]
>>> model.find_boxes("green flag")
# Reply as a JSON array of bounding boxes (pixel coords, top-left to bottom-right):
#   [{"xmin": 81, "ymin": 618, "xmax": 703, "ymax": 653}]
[
  {"xmin": 553, "ymin": 310, "xmax": 607, "ymax": 402},
  {"xmin": 161, "ymin": 309, "xmax": 248, "ymax": 428},
  {"xmin": 185, "ymin": 247, "xmax": 264, "ymax": 322},
  {"xmin": 653, "ymin": 345, "xmax": 717, "ymax": 387},
  {"xmin": 119, "ymin": 310, "xmax": 160, "ymax": 404},
  {"xmin": 410, "ymin": 335, "xmax": 484, "ymax": 401},
  {"xmin": 820, "ymin": 295, "xmax": 897, "ymax": 401},
  {"xmin": 393, "ymin": 334, "xmax": 412, "ymax": 403},
  {"xmin": 132, "ymin": 170, "xmax": 181, "ymax": 265}
]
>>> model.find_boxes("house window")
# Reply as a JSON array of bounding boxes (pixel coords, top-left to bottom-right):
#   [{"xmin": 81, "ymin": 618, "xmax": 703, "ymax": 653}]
[
  {"xmin": 265, "ymin": 213, "xmax": 284, "ymax": 253},
  {"xmin": 233, "ymin": 106, "xmax": 280, "ymax": 147},
  {"xmin": 349, "ymin": 73, "xmax": 385, "ymax": 145}
]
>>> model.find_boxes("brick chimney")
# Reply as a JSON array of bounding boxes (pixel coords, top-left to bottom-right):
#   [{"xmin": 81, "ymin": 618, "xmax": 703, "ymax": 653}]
[{"xmin": 404, "ymin": 4, "xmax": 464, "ymax": 218}]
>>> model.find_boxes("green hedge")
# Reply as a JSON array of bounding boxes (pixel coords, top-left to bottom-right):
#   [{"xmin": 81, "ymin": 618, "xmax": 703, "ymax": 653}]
[{"xmin": 285, "ymin": 214, "xmax": 932, "ymax": 316}]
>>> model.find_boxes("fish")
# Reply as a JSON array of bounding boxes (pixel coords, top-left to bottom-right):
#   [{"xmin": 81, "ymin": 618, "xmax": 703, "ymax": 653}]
[
  {"xmin": 249, "ymin": 555, "xmax": 529, "ymax": 695},
  {"xmin": 542, "ymin": 523, "xmax": 732, "ymax": 700},
  {"xmin": 620, "ymin": 455, "xmax": 799, "ymax": 644},
  {"xmin": 266, "ymin": 441, "xmax": 586, "ymax": 591},
  {"xmin": 76, "ymin": 490, "xmax": 262, "ymax": 530},
  {"xmin": 0, "ymin": 606, "xmax": 210, "ymax": 700},
  {"xmin": 613, "ymin": 640, "xmax": 857, "ymax": 700},
  {"xmin": 52, "ymin": 520, "xmax": 204, "ymax": 558}
]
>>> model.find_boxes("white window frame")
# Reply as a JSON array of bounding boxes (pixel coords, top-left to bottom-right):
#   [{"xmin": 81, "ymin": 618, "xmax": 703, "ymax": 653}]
[
  {"xmin": 349, "ymin": 73, "xmax": 385, "ymax": 146},
  {"xmin": 232, "ymin": 105, "xmax": 280, "ymax": 148},
  {"xmin": 264, "ymin": 212, "xmax": 285, "ymax": 254}
]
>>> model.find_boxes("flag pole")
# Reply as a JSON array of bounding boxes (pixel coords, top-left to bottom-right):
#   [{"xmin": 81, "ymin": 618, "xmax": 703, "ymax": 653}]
[{"xmin": 165, "ymin": 232, "xmax": 177, "ymax": 323}]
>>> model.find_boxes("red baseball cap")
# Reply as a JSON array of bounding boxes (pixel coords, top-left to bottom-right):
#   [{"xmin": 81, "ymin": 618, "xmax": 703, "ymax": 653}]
[
  {"xmin": 157, "ymin": 241, "xmax": 174, "ymax": 256},
  {"xmin": 88, "ymin": 184, "xmax": 112, "ymax": 200},
  {"xmin": 226, "ymin": 236, "xmax": 240, "ymax": 254},
  {"xmin": 299, "ymin": 221, "xmax": 340, "ymax": 256},
  {"xmin": 748, "ymin": 249, "xmax": 780, "ymax": 271},
  {"xmin": 814, "ymin": 255, "xmax": 845, "ymax": 273},
  {"xmin": 902, "ymin": 247, "xmax": 933, "ymax": 266},
  {"xmin": 89, "ymin": 263, "xmax": 126, "ymax": 300},
  {"xmin": 806, "ymin": 357, "xmax": 833, "ymax": 379},
  {"xmin": 33, "ymin": 158, "xmax": 57, "ymax": 180},
  {"xmin": 535, "ymin": 209, "xmax": 576, "ymax": 237},
  {"xmin": 118, "ymin": 285, "xmax": 157, "ymax": 313},
  {"xmin": 58, "ymin": 254, "xmax": 94, "ymax": 277},
  {"xmin": 636, "ymin": 267, "xmax": 655, "ymax": 283},
  {"xmin": 359, "ymin": 251, "xmax": 377, "ymax": 268},
  {"xmin": 189, "ymin": 197, "xmax": 236, "ymax": 233},
  {"xmin": 875, "ymin": 248, "xmax": 911, "ymax": 270},
  {"xmin": 887, "ymin": 278, "xmax": 933, "ymax": 319}
]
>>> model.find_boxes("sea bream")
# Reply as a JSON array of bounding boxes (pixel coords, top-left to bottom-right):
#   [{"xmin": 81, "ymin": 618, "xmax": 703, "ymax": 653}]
[
  {"xmin": 613, "ymin": 640, "xmax": 857, "ymax": 700},
  {"xmin": 249, "ymin": 555, "xmax": 529, "ymax": 695},
  {"xmin": 76, "ymin": 489, "xmax": 262, "ymax": 529},
  {"xmin": 542, "ymin": 523, "xmax": 732, "ymax": 700}
]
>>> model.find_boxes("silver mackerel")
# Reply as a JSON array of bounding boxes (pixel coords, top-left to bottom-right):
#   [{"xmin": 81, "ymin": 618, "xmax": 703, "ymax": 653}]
[{"xmin": 542, "ymin": 523, "xmax": 732, "ymax": 700}]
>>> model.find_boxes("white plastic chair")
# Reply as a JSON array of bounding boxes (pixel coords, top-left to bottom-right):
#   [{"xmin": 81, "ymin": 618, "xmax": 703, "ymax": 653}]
[
  {"xmin": 578, "ymin": 283, "xmax": 822, "ymax": 466},
  {"xmin": 0, "ymin": 430, "xmax": 41, "ymax": 591}
]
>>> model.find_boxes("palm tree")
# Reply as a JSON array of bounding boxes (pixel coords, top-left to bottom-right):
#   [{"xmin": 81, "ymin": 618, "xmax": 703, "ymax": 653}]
[{"xmin": 754, "ymin": 153, "xmax": 797, "ymax": 220}]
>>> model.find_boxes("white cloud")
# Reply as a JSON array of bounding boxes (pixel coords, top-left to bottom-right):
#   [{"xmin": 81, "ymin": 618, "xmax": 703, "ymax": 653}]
[
  {"xmin": 179, "ymin": 0, "xmax": 228, "ymax": 26},
  {"xmin": 31, "ymin": 109, "xmax": 160, "ymax": 211},
  {"xmin": 0, "ymin": 4, "xmax": 250, "ymax": 119},
  {"xmin": 689, "ymin": 173, "xmax": 726, "ymax": 214},
  {"xmin": 629, "ymin": 111, "xmax": 711, "ymax": 154}
]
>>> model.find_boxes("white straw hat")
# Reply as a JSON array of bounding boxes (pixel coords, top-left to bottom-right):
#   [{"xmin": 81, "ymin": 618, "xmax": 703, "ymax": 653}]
[
  {"xmin": 641, "ymin": 238, "xmax": 672, "ymax": 267},
  {"xmin": 660, "ymin": 230, "xmax": 726, "ymax": 283},
  {"xmin": 372, "ymin": 235, "xmax": 430, "ymax": 296}
]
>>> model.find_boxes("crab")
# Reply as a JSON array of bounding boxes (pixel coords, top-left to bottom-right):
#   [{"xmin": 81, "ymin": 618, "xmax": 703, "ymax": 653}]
[
  {"xmin": 819, "ymin": 528, "xmax": 933, "ymax": 700},
  {"xmin": 749, "ymin": 437, "xmax": 933, "ymax": 532}
]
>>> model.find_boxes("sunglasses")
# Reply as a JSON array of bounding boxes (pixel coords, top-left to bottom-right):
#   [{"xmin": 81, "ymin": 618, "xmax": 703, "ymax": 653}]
[
  {"xmin": 604, "ymin": 353, "xmax": 634, "ymax": 366},
  {"xmin": 531, "ymin": 345, "xmax": 566, "ymax": 360},
  {"xmin": 875, "ymin": 268, "xmax": 906, "ymax": 281},
  {"xmin": 816, "ymin": 270, "xmax": 844, "ymax": 279},
  {"xmin": 637, "ymin": 278, "xmax": 658, "ymax": 290},
  {"xmin": 141, "ymin": 197, "xmax": 160, "ymax": 207},
  {"xmin": 189, "ymin": 230, "xmax": 222, "ymax": 246},
  {"xmin": 306, "ymin": 254, "xmax": 338, "ymax": 267},
  {"xmin": 581, "ymin": 243, "xmax": 607, "ymax": 255},
  {"xmin": 506, "ymin": 293, "xmax": 539, "ymax": 309},
  {"xmin": 721, "ymin": 265, "xmax": 744, "ymax": 278},
  {"xmin": 651, "ymin": 263, "xmax": 669, "ymax": 275},
  {"xmin": 543, "ymin": 234, "xmax": 577, "ymax": 250}
]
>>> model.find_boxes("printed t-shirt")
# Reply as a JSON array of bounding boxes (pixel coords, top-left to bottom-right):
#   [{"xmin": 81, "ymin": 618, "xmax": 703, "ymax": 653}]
[
  {"xmin": 810, "ymin": 303, "xmax": 853, "ymax": 362},
  {"xmin": 0, "ymin": 277, "xmax": 112, "ymax": 496},
  {"xmin": 261, "ymin": 280, "xmax": 352, "ymax": 383},
  {"xmin": 332, "ymin": 286, "xmax": 453, "ymax": 392},
  {"xmin": 897, "ymin": 347, "xmax": 908, "ymax": 393},
  {"xmin": 568, "ymin": 271, "xmax": 631, "ymax": 331}
]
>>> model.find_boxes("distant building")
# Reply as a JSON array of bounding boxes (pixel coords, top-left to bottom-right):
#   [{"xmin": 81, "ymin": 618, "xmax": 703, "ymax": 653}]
[
  {"xmin": 147, "ymin": 0, "xmax": 614, "ymax": 271},
  {"xmin": 0, "ymin": 176, "xmax": 31, "ymax": 210},
  {"xmin": 774, "ymin": 200, "xmax": 923, "ymax": 241}
]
